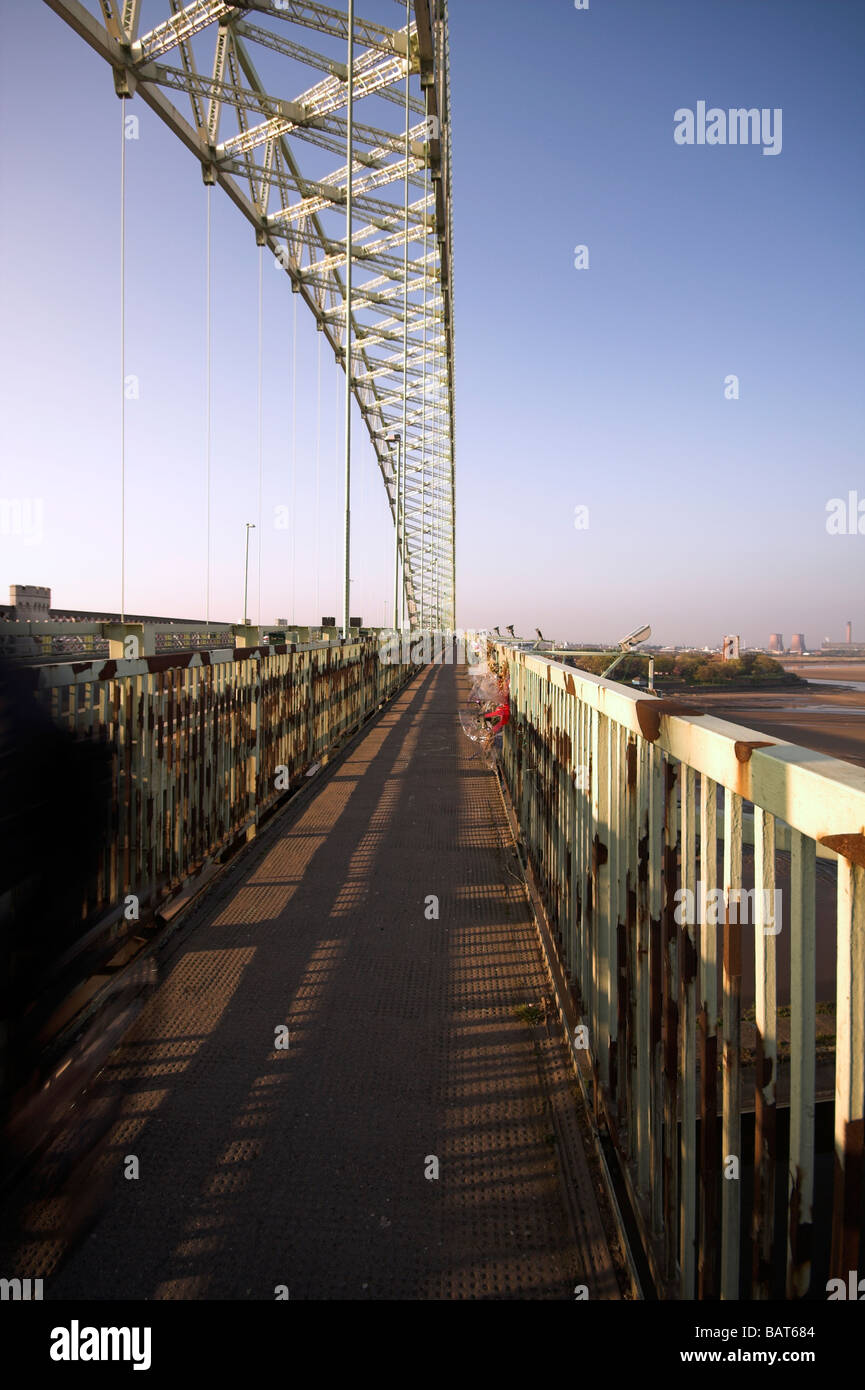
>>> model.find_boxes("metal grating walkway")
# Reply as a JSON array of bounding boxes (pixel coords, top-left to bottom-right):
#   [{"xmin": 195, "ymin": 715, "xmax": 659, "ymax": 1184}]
[{"xmin": 12, "ymin": 665, "xmax": 625, "ymax": 1301}]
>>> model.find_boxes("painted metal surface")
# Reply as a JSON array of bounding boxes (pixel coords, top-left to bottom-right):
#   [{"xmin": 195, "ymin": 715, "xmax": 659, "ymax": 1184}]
[
  {"xmin": 495, "ymin": 641, "xmax": 865, "ymax": 1299},
  {"xmin": 43, "ymin": 0, "xmax": 456, "ymax": 629},
  {"xmin": 33, "ymin": 640, "xmax": 416, "ymax": 926}
]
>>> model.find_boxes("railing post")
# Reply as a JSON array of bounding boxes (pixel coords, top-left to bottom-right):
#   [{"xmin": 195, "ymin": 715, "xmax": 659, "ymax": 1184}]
[
  {"xmin": 752, "ymin": 805, "xmax": 777, "ymax": 1298},
  {"xmin": 624, "ymin": 734, "xmax": 638, "ymax": 1160},
  {"xmin": 662, "ymin": 756, "xmax": 679, "ymax": 1280},
  {"xmin": 786, "ymin": 830, "xmax": 816, "ymax": 1297},
  {"xmin": 830, "ymin": 857, "xmax": 865, "ymax": 1281},
  {"xmin": 648, "ymin": 741, "xmax": 664, "ymax": 1237},
  {"xmin": 248, "ymin": 655, "xmax": 261, "ymax": 839},
  {"xmin": 567, "ymin": 689, "xmax": 578, "ymax": 983},
  {"xmin": 698, "ymin": 774, "xmax": 720, "ymax": 1298},
  {"xmin": 307, "ymin": 649, "xmax": 316, "ymax": 765},
  {"xmin": 680, "ymin": 763, "xmax": 697, "ymax": 1296},
  {"xmin": 635, "ymin": 737, "xmax": 651, "ymax": 1196},
  {"xmin": 590, "ymin": 709, "xmax": 611, "ymax": 1106},
  {"xmin": 720, "ymin": 787, "xmax": 743, "ymax": 1299},
  {"xmin": 610, "ymin": 722, "xmax": 624, "ymax": 1111}
]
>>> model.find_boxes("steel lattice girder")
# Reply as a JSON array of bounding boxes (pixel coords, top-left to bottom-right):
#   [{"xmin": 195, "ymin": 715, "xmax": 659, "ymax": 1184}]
[{"xmin": 44, "ymin": 0, "xmax": 456, "ymax": 627}]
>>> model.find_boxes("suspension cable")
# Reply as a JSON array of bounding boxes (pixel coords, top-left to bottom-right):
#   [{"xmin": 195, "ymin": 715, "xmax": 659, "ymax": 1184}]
[
  {"xmin": 421, "ymin": 168, "xmax": 428, "ymax": 631},
  {"xmin": 291, "ymin": 289, "xmax": 298, "ymax": 622},
  {"xmin": 257, "ymin": 243, "xmax": 264, "ymax": 627},
  {"xmin": 335, "ymin": 346, "xmax": 340, "ymax": 617},
  {"xmin": 205, "ymin": 183, "xmax": 212, "ymax": 627},
  {"xmin": 342, "ymin": 0, "xmax": 355, "ymax": 639},
  {"xmin": 400, "ymin": 0, "xmax": 410, "ymax": 631},
  {"xmin": 315, "ymin": 328, "xmax": 322, "ymax": 620},
  {"xmin": 119, "ymin": 99, "xmax": 127, "ymax": 623}
]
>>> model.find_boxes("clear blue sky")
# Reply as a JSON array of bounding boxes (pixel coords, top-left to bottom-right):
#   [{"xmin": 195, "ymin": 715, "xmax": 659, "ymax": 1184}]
[{"xmin": 1, "ymin": 0, "xmax": 863, "ymax": 646}]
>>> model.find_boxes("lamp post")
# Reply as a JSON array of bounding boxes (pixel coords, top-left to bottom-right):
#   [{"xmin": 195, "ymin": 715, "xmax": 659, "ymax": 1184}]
[
  {"xmin": 243, "ymin": 522, "xmax": 256, "ymax": 625},
  {"xmin": 602, "ymin": 624, "xmax": 653, "ymax": 686},
  {"xmin": 387, "ymin": 432, "xmax": 402, "ymax": 629},
  {"xmin": 342, "ymin": 0, "xmax": 355, "ymax": 642}
]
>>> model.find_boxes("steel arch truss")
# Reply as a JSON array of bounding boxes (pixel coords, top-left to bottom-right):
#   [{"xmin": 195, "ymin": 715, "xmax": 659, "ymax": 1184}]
[{"xmin": 45, "ymin": 0, "xmax": 456, "ymax": 628}]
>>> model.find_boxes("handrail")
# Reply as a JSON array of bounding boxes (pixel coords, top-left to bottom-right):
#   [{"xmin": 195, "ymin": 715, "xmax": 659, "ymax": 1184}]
[
  {"xmin": 493, "ymin": 640, "xmax": 865, "ymax": 1301},
  {"xmin": 30, "ymin": 639, "xmax": 418, "ymax": 924}
]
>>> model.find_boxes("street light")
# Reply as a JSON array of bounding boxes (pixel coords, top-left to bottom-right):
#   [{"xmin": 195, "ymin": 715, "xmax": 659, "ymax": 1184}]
[
  {"xmin": 602, "ymin": 624, "xmax": 653, "ymax": 687},
  {"xmin": 243, "ymin": 522, "xmax": 256, "ymax": 626},
  {"xmin": 386, "ymin": 432, "xmax": 403, "ymax": 628}
]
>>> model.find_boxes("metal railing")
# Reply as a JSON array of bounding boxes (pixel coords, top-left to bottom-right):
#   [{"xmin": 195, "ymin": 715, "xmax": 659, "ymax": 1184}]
[
  {"xmin": 34, "ymin": 639, "xmax": 417, "ymax": 927},
  {"xmin": 494, "ymin": 642, "xmax": 865, "ymax": 1300},
  {"xmin": 0, "ymin": 620, "xmax": 239, "ymax": 662}
]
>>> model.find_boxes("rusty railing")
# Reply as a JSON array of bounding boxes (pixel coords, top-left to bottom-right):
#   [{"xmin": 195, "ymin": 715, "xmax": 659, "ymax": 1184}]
[
  {"xmin": 34, "ymin": 640, "xmax": 417, "ymax": 926},
  {"xmin": 494, "ymin": 642, "xmax": 864, "ymax": 1300}
]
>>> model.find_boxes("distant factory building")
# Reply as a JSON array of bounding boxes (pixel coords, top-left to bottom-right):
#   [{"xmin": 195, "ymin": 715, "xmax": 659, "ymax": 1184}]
[
  {"xmin": 768, "ymin": 633, "xmax": 784, "ymax": 654},
  {"xmin": 722, "ymin": 634, "xmax": 740, "ymax": 661},
  {"xmin": 790, "ymin": 633, "xmax": 806, "ymax": 655}
]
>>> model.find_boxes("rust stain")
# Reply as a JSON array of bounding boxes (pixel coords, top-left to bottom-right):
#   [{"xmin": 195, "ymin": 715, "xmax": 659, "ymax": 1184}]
[
  {"xmin": 626, "ymin": 740, "xmax": 637, "ymax": 788},
  {"xmin": 637, "ymin": 825, "xmax": 649, "ymax": 884},
  {"xmin": 635, "ymin": 702, "xmax": 661, "ymax": 742},
  {"xmin": 591, "ymin": 833, "xmax": 608, "ymax": 876},
  {"xmin": 818, "ymin": 833, "xmax": 865, "ymax": 869},
  {"xmin": 723, "ymin": 916, "xmax": 742, "ymax": 980},
  {"xmin": 698, "ymin": 1015, "xmax": 719, "ymax": 1299},
  {"xmin": 649, "ymin": 915, "xmax": 662, "ymax": 1049},
  {"xmin": 663, "ymin": 995, "xmax": 679, "ymax": 1079},
  {"xmin": 564, "ymin": 672, "xmax": 576, "ymax": 696},
  {"xmin": 752, "ymin": 1023, "xmax": 777, "ymax": 1296},
  {"xmin": 664, "ymin": 757, "xmax": 678, "ymax": 797},
  {"xmin": 635, "ymin": 698, "xmax": 703, "ymax": 742},
  {"xmin": 679, "ymin": 922, "xmax": 698, "ymax": 981},
  {"xmin": 734, "ymin": 739, "xmax": 775, "ymax": 763},
  {"xmin": 144, "ymin": 652, "xmax": 193, "ymax": 674},
  {"xmin": 788, "ymin": 1165, "xmax": 813, "ymax": 1293},
  {"xmin": 830, "ymin": 1116, "xmax": 865, "ymax": 1277}
]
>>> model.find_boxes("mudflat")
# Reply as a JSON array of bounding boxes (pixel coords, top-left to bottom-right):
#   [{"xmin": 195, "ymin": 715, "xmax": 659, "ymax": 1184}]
[{"xmin": 659, "ymin": 663, "xmax": 865, "ymax": 768}]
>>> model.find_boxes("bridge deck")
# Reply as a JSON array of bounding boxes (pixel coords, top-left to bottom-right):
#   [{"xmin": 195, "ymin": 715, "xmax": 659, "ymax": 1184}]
[{"xmin": 19, "ymin": 665, "xmax": 624, "ymax": 1300}]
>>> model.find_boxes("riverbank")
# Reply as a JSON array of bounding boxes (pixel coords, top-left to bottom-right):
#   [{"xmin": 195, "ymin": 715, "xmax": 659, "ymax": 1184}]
[{"xmin": 662, "ymin": 674, "xmax": 865, "ymax": 768}]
